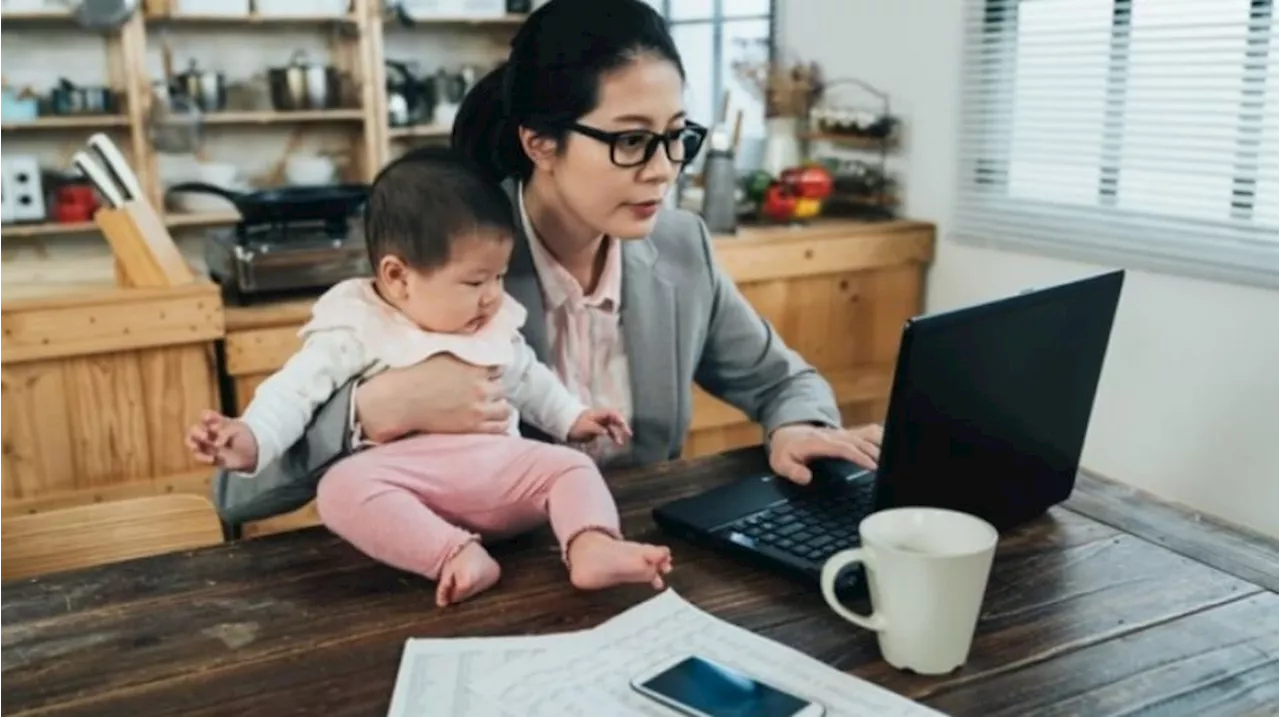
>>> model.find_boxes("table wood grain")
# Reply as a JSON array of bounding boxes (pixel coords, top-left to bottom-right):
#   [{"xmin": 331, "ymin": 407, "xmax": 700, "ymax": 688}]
[{"xmin": 3, "ymin": 447, "xmax": 1276, "ymax": 717}]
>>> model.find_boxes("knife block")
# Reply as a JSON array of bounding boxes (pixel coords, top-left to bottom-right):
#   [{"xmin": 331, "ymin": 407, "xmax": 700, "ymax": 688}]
[{"xmin": 94, "ymin": 201, "xmax": 196, "ymax": 288}]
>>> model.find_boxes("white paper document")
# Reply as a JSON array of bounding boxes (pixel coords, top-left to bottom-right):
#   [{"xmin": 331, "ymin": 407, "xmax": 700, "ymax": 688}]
[
  {"xmin": 385, "ymin": 633, "xmax": 585, "ymax": 717},
  {"xmin": 387, "ymin": 590, "xmax": 945, "ymax": 717}
]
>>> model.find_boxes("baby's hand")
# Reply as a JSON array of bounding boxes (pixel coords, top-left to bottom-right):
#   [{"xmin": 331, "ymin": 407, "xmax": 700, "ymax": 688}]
[
  {"xmin": 568, "ymin": 408, "xmax": 632, "ymax": 445},
  {"xmin": 185, "ymin": 409, "xmax": 260, "ymax": 472}
]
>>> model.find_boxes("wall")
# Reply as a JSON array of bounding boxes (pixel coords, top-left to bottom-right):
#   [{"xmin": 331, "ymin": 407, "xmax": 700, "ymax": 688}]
[{"xmin": 779, "ymin": 0, "xmax": 1279, "ymax": 537}]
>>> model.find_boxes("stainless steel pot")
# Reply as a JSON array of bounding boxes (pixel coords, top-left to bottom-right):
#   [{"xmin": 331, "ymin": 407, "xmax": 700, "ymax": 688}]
[
  {"xmin": 267, "ymin": 50, "xmax": 340, "ymax": 111},
  {"xmin": 74, "ymin": 0, "xmax": 138, "ymax": 30},
  {"xmin": 174, "ymin": 59, "xmax": 226, "ymax": 113}
]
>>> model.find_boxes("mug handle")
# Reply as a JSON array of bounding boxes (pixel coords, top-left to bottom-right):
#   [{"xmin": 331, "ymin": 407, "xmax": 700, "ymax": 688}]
[{"xmin": 820, "ymin": 548, "xmax": 887, "ymax": 631}]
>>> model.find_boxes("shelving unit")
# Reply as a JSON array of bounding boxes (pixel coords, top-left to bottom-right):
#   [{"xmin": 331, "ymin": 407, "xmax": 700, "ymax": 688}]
[
  {"xmin": 2, "ymin": 0, "xmax": 523, "ymax": 245},
  {"xmin": 0, "ymin": 221, "xmax": 100, "ymax": 239},
  {"xmin": 145, "ymin": 13, "xmax": 358, "ymax": 26},
  {"xmin": 386, "ymin": 123, "xmax": 450, "ymax": 139},
  {"xmin": 1, "ymin": 116, "xmax": 130, "ymax": 131},
  {"xmin": 198, "ymin": 109, "xmax": 366, "ymax": 125},
  {"xmin": 802, "ymin": 78, "xmax": 902, "ymax": 220},
  {"xmin": 393, "ymin": 14, "xmax": 527, "ymax": 25},
  {"xmin": 0, "ymin": 9, "xmax": 76, "ymax": 23},
  {"xmin": 162, "ymin": 210, "xmax": 242, "ymax": 228},
  {"xmin": 802, "ymin": 133, "xmax": 899, "ymax": 151}
]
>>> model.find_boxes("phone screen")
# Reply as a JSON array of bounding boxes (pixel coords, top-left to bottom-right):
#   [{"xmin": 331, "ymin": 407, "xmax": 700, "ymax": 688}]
[{"xmin": 637, "ymin": 656, "xmax": 812, "ymax": 717}]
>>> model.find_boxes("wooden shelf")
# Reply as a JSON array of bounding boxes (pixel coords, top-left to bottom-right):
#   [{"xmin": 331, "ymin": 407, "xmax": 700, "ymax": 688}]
[
  {"xmin": 0, "ymin": 10, "xmax": 75, "ymax": 23},
  {"xmin": 145, "ymin": 13, "xmax": 357, "ymax": 26},
  {"xmin": 2, "ymin": 116, "xmax": 131, "ymax": 131},
  {"xmin": 199, "ymin": 109, "xmax": 364, "ymax": 125},
  {"xmin": 387, "ymin": 123, "xmax": 451, "ymax": 139},
  {"xmin": 387, "ymin": 14, "xmax": 526, "ymax": 26},
  {"xmin": 1, "ymin": 221, "xmax": 98, "ymax": 240},
  {"xmin": 2, "ymin": 211, "xmax": 242, "ymax": 240},
  {"xmin": 804, "ymin": 133, "xmax": 898, "ymax": 150},
  {"xmin": 164, "ymin": 211, "xmax": 241, "ymax": 228}
]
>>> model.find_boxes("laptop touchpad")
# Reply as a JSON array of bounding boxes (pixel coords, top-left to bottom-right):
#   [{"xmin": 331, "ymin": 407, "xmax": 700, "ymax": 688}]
[{"xmin": 662, "ymin": 473, "xmax": 793, "ymax": 530}]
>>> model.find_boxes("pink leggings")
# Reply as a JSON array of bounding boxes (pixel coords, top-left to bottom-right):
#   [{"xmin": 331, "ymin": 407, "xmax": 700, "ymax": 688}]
[{"xmin": 315, "ymin": 434, "xmax": 621, "ymax": 580}]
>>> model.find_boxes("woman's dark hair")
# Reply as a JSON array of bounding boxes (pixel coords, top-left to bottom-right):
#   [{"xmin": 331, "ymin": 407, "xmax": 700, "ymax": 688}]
[
  {"xmin": 451, "ymin": 0, "xmax": 685, "ymax": 183},
  {"xmin": 363, "ymin": 146, "xmax": 515, "ymax": 272}
]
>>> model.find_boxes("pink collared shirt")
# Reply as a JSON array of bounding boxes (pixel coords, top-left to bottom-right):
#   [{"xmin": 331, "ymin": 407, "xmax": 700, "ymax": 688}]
[{"xmin": 518, "ymin": 186, "xmax": 634, "ymax": 464}]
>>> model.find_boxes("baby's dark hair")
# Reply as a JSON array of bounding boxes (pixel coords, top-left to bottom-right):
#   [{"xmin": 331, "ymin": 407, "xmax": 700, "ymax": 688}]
[{"xmin": 363, "ymin": 146, "xmax": 516, "ymax": 273}]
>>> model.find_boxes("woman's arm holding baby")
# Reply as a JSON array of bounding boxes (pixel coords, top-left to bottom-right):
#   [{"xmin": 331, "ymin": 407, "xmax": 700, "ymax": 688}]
[
  {"xmin": 209, "ymin": 335, "xmax": 597, "ymax": 527},
  {"xmin": 353, "ymin": 354, "xmax": 514, "ymax": 443},
  {"xmin": 188, "ymin": 330, "xmax": 372, "ymax": 474}
]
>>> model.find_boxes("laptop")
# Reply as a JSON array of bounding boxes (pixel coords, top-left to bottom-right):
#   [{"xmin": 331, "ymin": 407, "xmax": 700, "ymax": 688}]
[{"xmin": 652, "ymin": 270, "xmax": 1125, "ymax": 594}]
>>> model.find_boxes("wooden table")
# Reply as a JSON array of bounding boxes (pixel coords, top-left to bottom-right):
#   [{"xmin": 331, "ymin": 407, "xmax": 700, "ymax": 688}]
[{"xmin": 4, "ymin": 448, "xmax": 1277, "ymax": 716}]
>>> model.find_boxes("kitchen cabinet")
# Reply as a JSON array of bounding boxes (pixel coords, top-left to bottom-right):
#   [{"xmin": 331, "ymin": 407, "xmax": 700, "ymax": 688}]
[{"xmin": 1, "ymin": 282, "xmax": 224, "ymax": 516}]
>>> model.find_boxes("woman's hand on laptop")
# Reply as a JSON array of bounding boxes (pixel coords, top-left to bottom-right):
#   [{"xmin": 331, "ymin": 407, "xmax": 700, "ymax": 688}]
[{"xmin": 768, "ymin": 423, "xmax": 883, "ymax": 485}]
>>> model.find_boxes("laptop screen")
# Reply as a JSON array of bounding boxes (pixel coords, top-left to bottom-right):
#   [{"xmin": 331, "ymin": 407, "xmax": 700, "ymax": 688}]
[{"xmin": 875, "ymin": 271, "xmax": 1124, "ymax": 530}]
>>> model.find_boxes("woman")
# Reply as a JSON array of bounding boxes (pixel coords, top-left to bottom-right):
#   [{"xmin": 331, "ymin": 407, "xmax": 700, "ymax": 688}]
[{"xmin": 214, "ymin": 0, "xmax": 883, "ymax": 526}]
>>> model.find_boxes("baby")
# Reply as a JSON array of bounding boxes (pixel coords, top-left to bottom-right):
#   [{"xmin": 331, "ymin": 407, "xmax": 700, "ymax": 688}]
[{"xmin": 188, "ymin": 149, "xmax": 672, "ymax": 606}]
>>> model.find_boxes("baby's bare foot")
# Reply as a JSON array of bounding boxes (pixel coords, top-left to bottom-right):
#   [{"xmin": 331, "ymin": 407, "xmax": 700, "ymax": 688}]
[
  {"xmin": 436, "ymin": 542, "xmax": 501, "ymax": 607},
  {"xmin": 567, "ymin": 530, "xmax": 673, "ymax": 591}
]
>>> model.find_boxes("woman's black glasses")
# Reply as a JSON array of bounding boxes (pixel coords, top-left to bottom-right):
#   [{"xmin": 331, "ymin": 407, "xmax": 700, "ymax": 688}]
[{"xmin": 567, "ymin": 122, "xmax": 708, "ymax": 169}]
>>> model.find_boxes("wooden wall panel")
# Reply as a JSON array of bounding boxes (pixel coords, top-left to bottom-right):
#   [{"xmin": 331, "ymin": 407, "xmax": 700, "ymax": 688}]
[
  {"xmin": 2, "ymin": 284, "xmax": 224, "ymax": 515},
  {"xmin": 714, "ymin": 221, "xmax": 934, "ymax": 283},
  {"xmin": 1, "ymin": 284, "xmax": 222, "ymax": 365},
  {"xmin": 241, "ymin": 502, "xmax": 322, "ymax": 539},
  {"xmin": 64, "ymin": 353, "xmax": 152, "ymax": 487},
  {"xmin": 671, "ymin": 225, "xmax": 928, "ymax": 457},
  {"xmin": 232, "ymin": 374, "xmax": 270, "ymax": 416},
  {"xmin": 142, "ymin": 345, "xmax": 219, "ymax": 476},
  {"xmin": 3, "ymin": 345, "xmax": 220, "ymax": 507},
  {"xmin": 2, "ymin": 362, "xmax": 76, "ymax": 499},
  {"xmin": 224, "ymin": 326, "xmax": 303, "ymax": 378}
]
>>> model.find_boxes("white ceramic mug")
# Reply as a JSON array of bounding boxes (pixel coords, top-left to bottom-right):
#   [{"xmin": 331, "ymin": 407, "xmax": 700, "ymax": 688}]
[{"xmin": 819, "ymin": 507, "xmax": 998, "ymax": 675}]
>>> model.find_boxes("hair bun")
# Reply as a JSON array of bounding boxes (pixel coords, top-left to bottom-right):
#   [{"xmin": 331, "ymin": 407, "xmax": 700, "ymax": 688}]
[{"xmin": 450, "ymin": 0, "xmax": 683, "ymax": 184}]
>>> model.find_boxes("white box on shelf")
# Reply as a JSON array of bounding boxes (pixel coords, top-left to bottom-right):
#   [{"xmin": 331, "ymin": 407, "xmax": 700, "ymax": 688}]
[
  {"xmin": 1, "ymin": 0, "xmax": 54, "ymax": 11},
  {"xmin": 255, "ymin": 0, "xmax": 350, "ymax": 16},
  {"xmin": 2, "ymin": 156, "xmax": 47, "ymax": 224},
  {"xmin": 400, "ymin": 0, "xmax": 505, "ymax": 19},
  {"xmin": 173, "ymin": 0, "xmax": 251, "ymax": 15}
]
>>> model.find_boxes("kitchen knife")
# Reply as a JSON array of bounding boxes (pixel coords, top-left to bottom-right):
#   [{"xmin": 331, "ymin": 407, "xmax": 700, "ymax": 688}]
[
  {"xmin": 72, "ymin": 151, "xmax": 126, "ymax": 209},
  {"xmin": 87, "ymin": 132, "xmax": 145, "ymax": 201}
]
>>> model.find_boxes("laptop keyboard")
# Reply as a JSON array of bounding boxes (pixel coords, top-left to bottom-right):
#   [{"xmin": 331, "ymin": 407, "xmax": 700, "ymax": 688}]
[{"xmin": 727, "ymin": 478, "xmax": 876, "ymax": 565}]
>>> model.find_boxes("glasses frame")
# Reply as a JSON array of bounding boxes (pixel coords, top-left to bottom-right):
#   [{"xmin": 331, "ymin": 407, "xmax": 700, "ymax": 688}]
[{"xmin": 567, "ymin": 121, "xmax": 709, "ymax": 169}]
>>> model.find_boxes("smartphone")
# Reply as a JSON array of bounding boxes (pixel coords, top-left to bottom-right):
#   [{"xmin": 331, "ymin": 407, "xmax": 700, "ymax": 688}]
[{"xmin": 629, "ymin": 654, "xmax": 825, "ymax": 717}]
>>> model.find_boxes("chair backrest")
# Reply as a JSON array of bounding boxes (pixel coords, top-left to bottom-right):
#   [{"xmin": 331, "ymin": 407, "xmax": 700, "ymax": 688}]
[{"xmin": 2, "ymin": 494, "xmax": 225, "ymax": 581}]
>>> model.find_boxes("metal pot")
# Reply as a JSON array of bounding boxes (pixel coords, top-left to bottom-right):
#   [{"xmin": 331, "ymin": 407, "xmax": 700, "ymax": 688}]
[
  {"xmin": 268, "ymin": 51, "xmax": 340, "ymax": 111},
  {"xmin": 173, "ymin": 59, "xmax": 226, "ymax": 113},
  {"xmin": 435, "ymin": 68, "xmax": 467, "ymax": 105},
  {"xmin": 385, "ymin": 59, "xmax": 435, "ymax": 126},
  {"xmin": 74, "ymin": 0, "xmax": 138, "ymax": 30},
  {"xmin": 45, "ymin": 79, "xmax": 117, "ymax": 116}
]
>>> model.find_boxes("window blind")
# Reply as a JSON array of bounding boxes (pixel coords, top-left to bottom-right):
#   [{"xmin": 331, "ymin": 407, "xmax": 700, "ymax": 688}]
[{"xmin": 954, "ymin": 0, "xmax": 1279, "ymax": 287}]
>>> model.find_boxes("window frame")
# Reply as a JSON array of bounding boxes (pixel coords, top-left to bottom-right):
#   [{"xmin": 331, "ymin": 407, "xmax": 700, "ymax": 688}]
[
  {"xmin": 956, "ymin": 0, "xmax": 1279, "ymax": 288},
  {"xmin": 660, "ymin": 0, "xmax": 778, "ymax": 127}
]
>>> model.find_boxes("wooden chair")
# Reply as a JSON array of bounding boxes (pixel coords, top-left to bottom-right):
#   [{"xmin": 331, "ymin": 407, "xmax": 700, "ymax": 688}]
[{"xmin": 2, "ymin": 494, "xmax": 225, "ymax": 581}]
